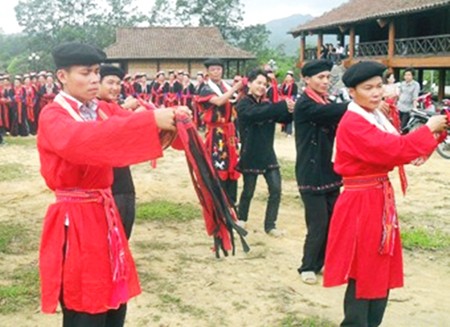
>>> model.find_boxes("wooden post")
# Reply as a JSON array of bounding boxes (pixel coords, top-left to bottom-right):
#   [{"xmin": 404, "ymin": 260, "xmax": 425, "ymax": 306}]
[
  {"xmin": 438, "ymin": 68, "xmax": 446, "ymax": 101},
  {"xmin": 349, "ymin": 27, "xmax": 355, "ymax": 59},
  {"xmin": 317, "ymin": 33, "xmax": 323, "ymax": 59},
  {"xmin": 418, "ymin": 69, "xmax": 424, "ymax": 89},
  {"xmin": 237, "ymin": 60, "xmax": 240, "ymax": 76},
  {"xmin": 300, "ymin": 35, "xmax": 306, "ymax": 65},
  {"xmin": 388, "ymin": 20, "xmax": 395, "ymax": 65}
]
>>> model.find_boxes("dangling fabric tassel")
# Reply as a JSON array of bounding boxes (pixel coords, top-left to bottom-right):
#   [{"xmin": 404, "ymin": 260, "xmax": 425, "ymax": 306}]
[{"xmin": 172, "ymin": 112, "xmax": 250, "ymax": 257}]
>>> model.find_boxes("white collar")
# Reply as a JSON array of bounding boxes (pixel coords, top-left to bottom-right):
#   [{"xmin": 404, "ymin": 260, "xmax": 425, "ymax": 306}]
[
  {"xmin": 59, "ymin": 90, "xmax": 84, "ymax": 109},
  {"xmin": 207, "ymin": 79, "xmax": 231, "ymax": 97},
  {"xmin": 348, "ymin": 101, "xmax": 398, "ymax": 135}
]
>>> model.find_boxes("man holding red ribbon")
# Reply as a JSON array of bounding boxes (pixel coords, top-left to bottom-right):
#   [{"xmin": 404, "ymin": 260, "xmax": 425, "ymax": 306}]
[{"xmin": 37, "ymin": 42, "xmax": 177, "ymax": 327}]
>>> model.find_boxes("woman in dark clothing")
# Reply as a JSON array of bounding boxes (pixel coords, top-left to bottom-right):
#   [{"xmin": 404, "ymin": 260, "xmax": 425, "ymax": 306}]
[{"xmin": 236, "ymin": 69, "xmax": 295, "ymax": 237}]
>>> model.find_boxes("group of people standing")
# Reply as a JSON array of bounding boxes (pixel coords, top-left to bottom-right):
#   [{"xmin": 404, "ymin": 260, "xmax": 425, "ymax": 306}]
[
  {"xmin": 121, "ymin": 69, "xmax": 198, "ymax": 110},
  {"xmin": 0, "ymin": 71, "xmax": 59, "ymax": 143},
  {"xmin": 30, "ymin": 38, "xmax": 448, "ymax": 327}
]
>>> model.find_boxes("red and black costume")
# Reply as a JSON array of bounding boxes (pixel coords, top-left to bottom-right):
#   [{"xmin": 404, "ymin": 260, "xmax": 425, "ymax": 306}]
[
  {"xmin": 163, "ymin": 80, "xmax": 182, "ymax": 107},
  {"xmin": 193, "ymin": 78, "xmax": 206, "ymax": 129},
  {"xmin": 121, "ymin": 77, "xmax": 135, "ymax": 100},
  {"xmin": 0, "ymin": 79, "xmax": 13, "ymax": 134},
  {"xmin": 25, "ymin": 83, "xmax": 38, "ymax": 134},
  {"xmin": 151, "ymin": 81, "xmax": 165, "ymax": 108},
  {"xmin": 181, "ymin": 81, "xmax": 195, "ymax": 109},
  {"xmin": 39, "ymin": 82, "xmax": 59, "ymax": 112},
  {"xmin": 197, "ymin": 80, "xmax": 240, "ymax": 203},
  {"xmin": 11, "ymin": 81, "xmax": 29, "ymax": 136}
]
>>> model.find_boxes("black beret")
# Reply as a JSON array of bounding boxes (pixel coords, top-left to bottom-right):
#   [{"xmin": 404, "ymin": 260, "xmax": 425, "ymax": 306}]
[
  {"xmin": 301, "ymin": 59, "xmax": 333, "ymax": 77},
  {"xmin": 52, "ymin": 42, "xmax": 106, "ymax": 69},
  {"xmin": 342, "ymin": 61, "xmax": 386, "ymax": 88},
  {"xmin": 100, "ymin": 64, "xmax": 125, "ymax": 80},
  {"xmin": 204, "ymin": 58, "xmax": 224, "ymax": 68}
]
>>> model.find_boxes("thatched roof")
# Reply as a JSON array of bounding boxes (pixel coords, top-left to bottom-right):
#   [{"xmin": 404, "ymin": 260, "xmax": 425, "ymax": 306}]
[
  {"xmin": 290, "ymin": 0, "xmax": 450, "ymax": 37},
  {"xmin": 105, "ymin": 26, "xmax": 255, "ymax": 60}
]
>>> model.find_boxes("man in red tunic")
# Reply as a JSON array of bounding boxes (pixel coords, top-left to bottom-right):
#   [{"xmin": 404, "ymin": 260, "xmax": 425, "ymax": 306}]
[
  {"xmin": 324, "ymin": 61, "xmax": 447, "ymax": 326},
  {"xmin": 37, "ymin": 42, "xmax": 177, "ymax": 327}
]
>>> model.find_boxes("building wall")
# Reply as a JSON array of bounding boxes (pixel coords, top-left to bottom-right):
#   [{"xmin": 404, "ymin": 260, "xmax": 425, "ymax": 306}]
[
  {"xmin": 125, "ymin": 59, "xmax": 206, "ymax": 78},
  {"xmin": 127, "ymin": 60, "xmax": 159, "ymax": 78}
]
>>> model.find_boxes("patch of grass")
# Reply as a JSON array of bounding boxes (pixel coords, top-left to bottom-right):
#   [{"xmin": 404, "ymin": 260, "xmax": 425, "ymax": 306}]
[
  {"xmin": 0, "ymin": 163, "xmax": 27, "ymax": 182},
  {"xmin": 279, "ymin": 314, "xmax": 337, "ymax": 327},
  {"xmin": 0, "ymin": 264, "xmax": 40, "ymax": 314},
  {"xmin": 136, "ymin": 200, "xmax": 200, "ymax": 223},
  {"xmin": 279, "ymin": 159, "xmax": 296, "ymax": 181},
  {"xmin": 0, "ymin": 222, "xmax": 35, "ymax": 254},
  {"xmin": 402, "ymin": 227, "xmax": 450, "ymax": 251},
  {"xmin": 3, "ymin": 136, "xmax": 36, "ymax": 147},
  {"xmin": 158, "ymin": 293, "xmax": 206, "ymax": 318},
  {"xmin": 133, "ymin": 240, "xmax": 175, "ymax": 251}
]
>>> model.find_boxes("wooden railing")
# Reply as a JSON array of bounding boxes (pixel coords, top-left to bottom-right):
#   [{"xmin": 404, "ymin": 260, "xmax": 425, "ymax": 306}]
[
  {"xmin": 394, "ymin": 34, "xmax": 450, "ymax": 56},
  {"xmin": 355, "ymin": 40, "xmax": 388, "ymax": 57},
  {"xmin": 353, "ymin": 34, "xmax": 450, "ymax": 58},
  {"xmin": 305, "ymin": 48, "xmax": 318, "ymax": 60}
]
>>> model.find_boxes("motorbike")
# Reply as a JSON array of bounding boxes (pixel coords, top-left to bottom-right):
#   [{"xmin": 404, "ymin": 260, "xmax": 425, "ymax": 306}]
[
  {"xmin": 402, "ymin": 100, "xmax": 450, "ymax": 159},
  {"xmin": 417, "ymin": 92, "xmax": 436, "ymax": 112},
  {"xmin": 437, "ymin": 99, "xmax": 450, "ymax": 159}
]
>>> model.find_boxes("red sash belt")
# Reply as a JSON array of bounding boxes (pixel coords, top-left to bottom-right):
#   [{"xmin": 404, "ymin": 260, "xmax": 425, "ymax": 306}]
[
  {"xmin": 55, "ymin": 188, "xmax": 127, "ymax": 283},
  {"xmin": 343, "ymin": 174, "xmax": 398, "ymax": 256}
]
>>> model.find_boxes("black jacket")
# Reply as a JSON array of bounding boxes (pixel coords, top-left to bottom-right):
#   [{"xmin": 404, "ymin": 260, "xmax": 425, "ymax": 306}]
[
  {"xmin": 236, "ymin": 95, "xmax": 292, "ymax": 173},
  {"xmin": 294, "ymin": 92, "xmax": 347, "ymax": 194}
]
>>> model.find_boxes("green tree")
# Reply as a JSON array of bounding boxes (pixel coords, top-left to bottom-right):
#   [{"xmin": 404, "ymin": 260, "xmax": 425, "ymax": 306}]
[
  {"xmin": 15, "ymin": 0, "xmax": 146, "ymax": 50},
  {"xmin": 148, "ymin": 0, "xmax": 270, "ymax": 58},
  {"xmin": 234, "ymin": 24, "xmax": 271, "ymax": 58},
  {"xmin": 175, "ymin": 0, "xmax": 243, "ymax": 41},
  {"xmin": 148, "ymin": 0, "xmax": 181, "ymax": 26}
]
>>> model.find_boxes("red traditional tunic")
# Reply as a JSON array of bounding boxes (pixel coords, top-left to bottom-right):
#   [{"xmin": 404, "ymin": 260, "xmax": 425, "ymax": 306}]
[
  {"xmin": 37, "ymin": 93, "xmax": 163, "ymax": 314},
  {"xmin": 324, "ymin": 102, "xmax": 438, "ymax": 299}
]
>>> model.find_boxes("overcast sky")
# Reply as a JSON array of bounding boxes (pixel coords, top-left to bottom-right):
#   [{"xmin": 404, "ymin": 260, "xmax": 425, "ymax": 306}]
[{"xmin": 1, "ymin": 0, "xmax": 347, "ymax": 34}]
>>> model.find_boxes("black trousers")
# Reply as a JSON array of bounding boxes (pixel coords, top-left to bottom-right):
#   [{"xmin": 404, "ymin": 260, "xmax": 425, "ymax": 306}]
[
  {"xmin": 299, "ymin": 189, "xmax": 339, "ymax": 273},
  {"xmin": 238, "ymin": 169, "xmax": 281, "ymax": 232},
  {"xmin": 220, "ymin": 179, "xmax": 238, "ymax": 205},
  {"xmin": 62, "ymin": 304, "xmax": 127, "ymax": 327},
  {"xmin": 284, "ymin": 122, "xmax": 293, "ymax": 135},
  {"xmin": 341, "ymin": 279, "xmax": 389, "ymax": 327},
  {"xmin": 399, "ymin": 111, "xmax": 410, "ymax": 131},
  {"xmin": 113, "ymin": 192, "xmax": 136, "ymax": 240}
]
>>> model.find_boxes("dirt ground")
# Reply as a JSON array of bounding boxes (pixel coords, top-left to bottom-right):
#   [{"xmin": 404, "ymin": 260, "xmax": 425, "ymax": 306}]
[{"xmin": 0, "ymin": 132, "xmax": 449, "ymax": 327}]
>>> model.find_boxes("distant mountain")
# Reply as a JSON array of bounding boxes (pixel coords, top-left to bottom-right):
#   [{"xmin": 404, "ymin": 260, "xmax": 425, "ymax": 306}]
[
  {"xmin": 265, "ymin": 14, "xmax": 312, "ymax": 55},
  {"xmin": 265, "ymin": 14, "xmax": 337, "ymax": 56}
]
